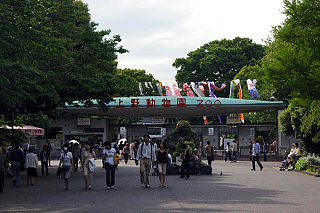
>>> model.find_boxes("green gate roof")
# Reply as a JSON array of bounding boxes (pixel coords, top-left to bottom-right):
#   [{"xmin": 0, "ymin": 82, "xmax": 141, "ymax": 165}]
[{"xmin": 59, "ymin": 96, "xmax": 285, "ymax": 117}]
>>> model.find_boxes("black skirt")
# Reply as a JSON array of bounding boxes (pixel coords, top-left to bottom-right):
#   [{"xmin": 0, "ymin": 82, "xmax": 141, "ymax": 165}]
[{"xmin": 27, "ymin": 168, "xmax": 38, "ymax": 177}]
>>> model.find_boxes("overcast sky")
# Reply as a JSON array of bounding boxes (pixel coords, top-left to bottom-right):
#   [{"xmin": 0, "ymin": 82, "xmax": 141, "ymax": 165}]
[{"xmin": 82, "ymin": 0, "xmax": 285, "ymax": 83}]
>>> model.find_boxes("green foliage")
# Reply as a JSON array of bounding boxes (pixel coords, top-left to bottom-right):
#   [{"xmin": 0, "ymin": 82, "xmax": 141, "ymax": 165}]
[
  {"xmin": 279, "ymin": 108, "xmax": 295, "ymax": 136},
  {"xmin": 172, "ymin": 141, "xmax": 196, "ymax": 162},
  {"xmin": 173, "ymin": 37, "xmax": 265, "ymax": 97},
  {"xmin": 295, "ymin": 157, "xmax": 309, "ymax": 171},
  {"xmin": 166, "ymin": 120, "xmax": 199, "ymax": 152},
  {"xmin": 225, "ymin": 134, "xmax": 236, "ymax": 139},
  {"xmin": 0, "ymin": 0, "xmax": 127, "ymax": 119},
  {"xmin": 0, "ymin": 128, "xmax": 29, "ymax": 147},
  {"xmin": 116, "ymin": 69, "xmax": 159, "ymax": 96},
  {"xmin": 300, "ymin": 101, "xmax": 320, "ymax": 154},
  {"xmin": 262, "ymin": 0, "xmax": 320, "ymax": 103}
]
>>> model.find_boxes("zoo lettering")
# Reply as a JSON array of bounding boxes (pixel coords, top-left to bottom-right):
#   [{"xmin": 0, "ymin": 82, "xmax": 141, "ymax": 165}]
[{"xmin": 115, "ymin": 98, "xmax": 221, "ymax": 108}]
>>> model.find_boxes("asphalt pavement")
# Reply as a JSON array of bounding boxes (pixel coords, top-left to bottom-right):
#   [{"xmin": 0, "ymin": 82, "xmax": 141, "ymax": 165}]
[{"xmin": 0, "ymin": 159, "xmax": 319, "ymax": 213}]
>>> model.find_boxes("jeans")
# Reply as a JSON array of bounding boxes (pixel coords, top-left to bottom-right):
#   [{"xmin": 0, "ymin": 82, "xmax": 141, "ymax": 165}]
[
  {"xmin": 140, "ymin": 158, "xmax": 152, "ymax": 185},
  {"xmin": 252, "ymin": 156, "xmax": 263, "ymax": 170},
  {"xmin": 181, "ymin": 160, "xmax": 190, "ymax": 178},
  {"xmin": 207, "ymin": 156, "xmax": 212, "ymax": 166},
  {"xmin": 105, "ymin": 163, "xmax": 115, "ymax": 187},
  {"xmin": 263, "ymin": 152, "xmax": 267, "ymax": 161},
  {"xmin": 124, "ymin": 153, "xmax": 129, "ymax": 164},
  {"xmin": 12, "ymin": 162, "xmax": 21, "ymax": 187},
  {"xmin": 0, "ymin": 171, "xmax": 4, "ymax": 192},
  {"xmin": 73, "ymin": 158, "xmax": 79, "ymax": 172},
  {"xmin": 225, "ymin": 151, "xmax": 232, "ymax": 162},
  {"xmin": 41, "ymin": 160, "xmax": 49, "ymax": 175},
  {"xmin": 83, "ymin": 166, "xmax": 93, "ymax": 187},
  {"xmin": 232, "ymin": 151, "xmax": 237, "ymax": 162}
]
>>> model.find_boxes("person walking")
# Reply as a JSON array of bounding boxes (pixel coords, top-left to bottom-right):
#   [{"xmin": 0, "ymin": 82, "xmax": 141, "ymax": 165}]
[
  {"xmin": 25, "ymin": 147, "xmax": 38, "ymax": 186},
  {"xmin": 123, "ymin": 143, "xmax": 130, "ymax": 164},
  {"xmin": 251, "ymin": 139, "xmax": 263, "ymax": 171},
  {"xmin": 72, "ymin": 143, "xmax": 80, "ymax": 172},
  {"xmin": 81, "ymin": 143, "xmax": 96, "ymax": 190},
  {"xmin": 9, "ymin": 145, "xmax": 24, "ymax": 187},
  {"xmin": 58, "ymin": 144, "xmax": 74, "ymax": 190},
  {"xmin": 232, "ymin": 140, "xmax": 238, "ymax": 162},
  {"xmin": 179, "ymin": 137, "xmax": 191, "ymax": 179},
  {"xmin": 205, "ymin": 141, "xmax": 214, "ymax": 166},
  {"xmin": 135, "ymin": 135, "xmax": 156, "ymax": 188},
  {"xmin": 40, "ymin": 146, "xmax": 50, "ymax": 176},
  {"xmin": 102, "ymin": 142, "xmax": 117, "ymax": 190},
  {"xmin": 224, "ymin": 142, "xmax": 232, "ymax": 162},
  {"xmin": 129, "ymin": 141, "xmax": 135, "ymax": 160},
  {"xmin": 0, "ymin": 147, "xmax": 8, "ymax": 193},
  {"xmin": 156, "ymin": 142, "xmax": 168, "ymax": 187},
  {"xmin": 263, "ymin": 142, "xmax": 268, "ymax": 161}
]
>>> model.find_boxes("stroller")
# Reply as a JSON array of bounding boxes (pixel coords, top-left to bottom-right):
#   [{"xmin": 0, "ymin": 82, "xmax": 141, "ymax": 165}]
[
  {"xmin": 151, "ymin": 164, "xmax": 158, "ymax": 176},
  {"xmin": 279, "ymin": 159, "xmax": 289, "ymax": 171}
]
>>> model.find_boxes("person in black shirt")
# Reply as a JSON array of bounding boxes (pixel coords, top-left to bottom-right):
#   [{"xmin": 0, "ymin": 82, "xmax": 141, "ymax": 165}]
[
  {"xmin": 9, "ymin": 145, "xmax": 24, "ymax": 187},
  {"xmin": 40, "ymin": 146, "xmax": 50, "ymax": 176},
  {"xmin": 156, "ymin": 142, "xmax": 168, "ymax": 187},
  {"xmin": 179, "ymin": 138, "xmax": 190, "ymax": 179}
]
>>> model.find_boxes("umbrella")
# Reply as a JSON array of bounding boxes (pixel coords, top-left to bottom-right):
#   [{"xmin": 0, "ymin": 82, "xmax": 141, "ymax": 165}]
[{"xmin": 69, "ymin": 140, "xmax": 79, "ymax": 144}]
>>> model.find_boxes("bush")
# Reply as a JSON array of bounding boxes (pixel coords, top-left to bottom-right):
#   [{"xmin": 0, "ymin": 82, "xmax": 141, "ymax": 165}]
[
  {"xmin": 308, "ymin": 156, "xmax": 320, "ymax": 166},
  {"xmin": 172, "ymin": 141, "xmax": 196, "ymax": 162},
  {"xmin": 295, "ymin": 157, "xmax": 310, "ymax": 171}
]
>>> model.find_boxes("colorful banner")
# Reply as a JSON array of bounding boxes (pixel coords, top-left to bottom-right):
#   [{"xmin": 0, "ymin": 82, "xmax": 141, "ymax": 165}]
[
  {"xmin": 229, "ymin": 79, "xmax": 244, "ymax": 123},
  {"xmin": 139, "ymin": 82, "xmax": 144, "ymax": 96},
  {"xmin": 247, "ymin": 79, "xmax": 259, "ymax": 99},
  {"xmin": 165, "ymin": 85, "xmax": 173, "ymax": 96},
  {"xmin": 191, "ymin": 82, "xmax": 205, "ymax": 97},
  {"xmin": 183, "ymin": 83, "xmax": 195, "ymax": 97},
  {"xmin": 156, "ymin": 83, "xmax": 162, "ymax": 96},
  {"xmin": 148, "ymin": 82, "xmax": 155, "ymax": 92},
  {"xmin": 172, "ymin": 84, "xmax": 182, "ymax": 96}
]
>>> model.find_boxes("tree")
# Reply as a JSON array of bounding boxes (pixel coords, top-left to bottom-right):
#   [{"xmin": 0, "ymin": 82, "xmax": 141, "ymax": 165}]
[
  {"xmin": 116, "ymin": 69, "xmax": 159, "ymax": 96},
  {"xmin": 263, "ymin": 0, "xmax": 320, "ymax": 154},
  {"xmin": 263, "ymin": 0, "xmax": 320, "ymax": 105},
  {"xmin": 233, "ymin": 64, "xmax": 276, "ymax": 123},
  {"xmin": 166, "ymin": 120, "xmax": 199, "ymax": 152},
  {"xmin": 0, "ymin": 0, "xmax": 127, "ymax": 120},
  {"xmin": 173, "ymin": 37, "xmax": 265, "ymax": 97}
]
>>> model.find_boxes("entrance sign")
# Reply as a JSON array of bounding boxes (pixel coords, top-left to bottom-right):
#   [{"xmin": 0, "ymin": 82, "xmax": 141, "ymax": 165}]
[
  {"xmin": 161, "ymin": 128, "xmax": 166, "ymax": 136},
  {"xmin": 120, "ymin": 127, "xmax": 126, "ymax": 136},
  {"xmin": 62, "ymin": 96, "xmax": 285, "ymax": 118},
  {"xmin": 77, "ymin": 118, "xmax": 90, "ymax": 126},
  {"xmin": 226, "ymin": 116, "xmax": 241, "ymax": 124},
  {"xmin": 208, "ymin": 128, "xmax": 214, "ymax": 136}
]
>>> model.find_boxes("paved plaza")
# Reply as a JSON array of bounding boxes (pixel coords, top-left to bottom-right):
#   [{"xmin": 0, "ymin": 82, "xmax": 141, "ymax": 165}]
[{"xmin": 0, "ymin": 159, "xmax": 319, "ymax": 213}]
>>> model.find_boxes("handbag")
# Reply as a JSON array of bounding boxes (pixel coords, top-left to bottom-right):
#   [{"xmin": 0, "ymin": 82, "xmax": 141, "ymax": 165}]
[
  {"xmin": 114, "ymin": 154, "xmax": 120, "ymax": 166},
  {"xmin": 56, "ymin": 167, "xmax": 62, "ymax": 176}
]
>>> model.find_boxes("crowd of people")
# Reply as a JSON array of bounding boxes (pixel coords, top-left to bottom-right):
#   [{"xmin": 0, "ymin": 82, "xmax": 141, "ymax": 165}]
[{"xmin": 0, "ymin": 136, "xmax": 289, "ymax": 193}]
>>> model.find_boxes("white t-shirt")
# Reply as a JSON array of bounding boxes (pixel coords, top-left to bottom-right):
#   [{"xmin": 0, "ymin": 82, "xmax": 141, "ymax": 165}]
[
  {"xmin": 103, "ymin": 148, "xmax": 116, "ymax": 165},
  {"xmin": 61, "ymin": 152, "xmax": 73, "ymax": 166}
]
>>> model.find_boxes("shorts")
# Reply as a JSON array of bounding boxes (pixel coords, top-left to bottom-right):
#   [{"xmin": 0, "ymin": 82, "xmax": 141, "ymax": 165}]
[
  {"xmin": 27, "ymin": 168, "xmax": 38, "ymax": 177},
  {"xmin": 158, "ymin": 163, "xmax": 167, "ymax": 175},
  {"xmin": 61, "ymin": 167, "xmax": 71, "ymax": 179}
]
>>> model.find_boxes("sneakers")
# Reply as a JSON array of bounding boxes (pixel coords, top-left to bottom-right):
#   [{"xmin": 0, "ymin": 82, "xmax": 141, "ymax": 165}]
[
  {"xmin": 260, "ymin": 167, "xmax": 263, "ymax": 171},
  {"xmin": 145, "ymin": 185, "xmax": 151, "ymax": 188},
  {"xmin": 107, "ymin": 187, "xmax": 111, "ymax": 190}
]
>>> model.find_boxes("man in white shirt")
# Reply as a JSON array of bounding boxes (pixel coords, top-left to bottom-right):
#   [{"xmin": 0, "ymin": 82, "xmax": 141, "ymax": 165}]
[
  {"xmin": 251, "ymin": 139, "xmax": 263, "ymax": 171},
  {"xmin": 135, "ymin": 135, "xmax": 156, "ymax": 188}
]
